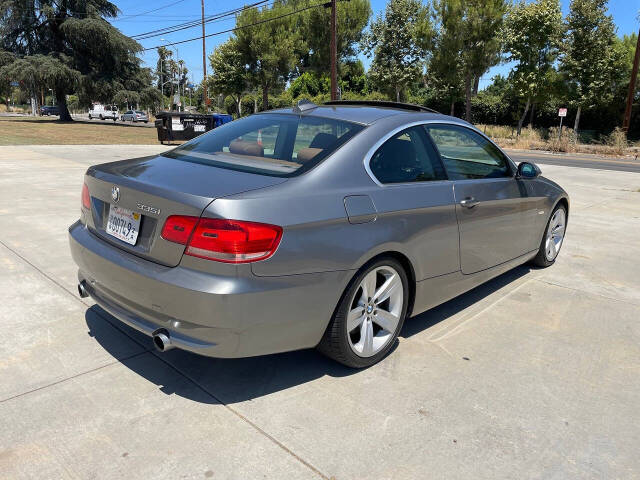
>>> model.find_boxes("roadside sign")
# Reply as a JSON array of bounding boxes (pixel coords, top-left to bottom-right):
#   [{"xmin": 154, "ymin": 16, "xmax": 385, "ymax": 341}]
[{"xmin": 558, "ymin": 108, "xmax": 567, "ymax": 117}]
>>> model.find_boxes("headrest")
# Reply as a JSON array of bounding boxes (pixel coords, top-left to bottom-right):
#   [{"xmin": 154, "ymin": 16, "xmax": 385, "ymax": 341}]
[
  {"xmin": 296, "ymin": 148, "xmax": 323, "ymax": 163},
  {"xmin": 309, "ymin": 132, "xmax": 338, "ymax": 149},
  {"xmin": 229, "ymin": 139, "xmax": 264, "ymax": 157}
]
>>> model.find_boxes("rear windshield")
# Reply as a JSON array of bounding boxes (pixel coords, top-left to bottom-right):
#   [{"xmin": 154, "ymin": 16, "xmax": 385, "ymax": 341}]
[{"xmin": 163, "ymin": 113, "xmax": 365, "ymax": 177}]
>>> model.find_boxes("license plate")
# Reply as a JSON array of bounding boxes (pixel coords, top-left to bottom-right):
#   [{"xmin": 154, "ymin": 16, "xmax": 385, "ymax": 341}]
[{"xmin": 106, "ymin": 205, "xmax": 141, "ymax": 245}]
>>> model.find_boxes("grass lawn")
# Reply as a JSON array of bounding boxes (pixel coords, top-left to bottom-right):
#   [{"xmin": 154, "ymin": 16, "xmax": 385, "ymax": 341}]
[{"xmin": 0, "ymin": 116, "xmax": 159, "ymax": 145}]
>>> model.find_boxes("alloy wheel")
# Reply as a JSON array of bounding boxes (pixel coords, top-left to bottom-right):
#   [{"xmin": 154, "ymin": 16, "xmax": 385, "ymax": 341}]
[
  {"xmin": 347, "ymin": 266, "xmax": 404, "ymax": 357},
  {"xmin": 545, "ymin": 208, "xmax": 566, "ymax": 261}
]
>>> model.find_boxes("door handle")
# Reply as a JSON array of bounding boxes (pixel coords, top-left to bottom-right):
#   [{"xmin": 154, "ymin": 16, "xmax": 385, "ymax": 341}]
[{"xmin": 459, "ymin": 197, "xmax": 479, "ymax": 208}]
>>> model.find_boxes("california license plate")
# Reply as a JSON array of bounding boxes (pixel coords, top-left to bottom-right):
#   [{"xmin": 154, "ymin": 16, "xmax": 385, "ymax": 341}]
[{"xmin": 106, "ymin": 205, "xmax": 141, "ymax": 245}]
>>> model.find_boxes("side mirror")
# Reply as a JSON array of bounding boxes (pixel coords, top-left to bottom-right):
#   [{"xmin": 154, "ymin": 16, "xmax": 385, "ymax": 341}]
[{"xmin": 517, "ymin": 162, "xmax": 541, "ymax": 179}]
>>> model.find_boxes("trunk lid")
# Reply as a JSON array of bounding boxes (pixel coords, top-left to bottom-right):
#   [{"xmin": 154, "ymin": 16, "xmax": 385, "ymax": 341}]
[{"xmin": 84, "ymin": 154, "xmax": 286, "ymax": 267}]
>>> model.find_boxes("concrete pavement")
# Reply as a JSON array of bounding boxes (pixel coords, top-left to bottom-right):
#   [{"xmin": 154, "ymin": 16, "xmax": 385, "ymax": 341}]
[{"xmin": 1, "ymin": 145, "xmax": 639, "ymax": 479}]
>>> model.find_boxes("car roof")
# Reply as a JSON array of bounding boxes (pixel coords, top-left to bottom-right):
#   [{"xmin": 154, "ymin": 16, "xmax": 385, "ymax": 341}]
[{"xmin": 264, "ymin": 102, "xmax": 455, "ymax": 125}]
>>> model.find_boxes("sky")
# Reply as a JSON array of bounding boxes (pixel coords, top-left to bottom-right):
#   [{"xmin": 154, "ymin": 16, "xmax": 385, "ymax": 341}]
[{"xmin": 112, "ymin": 0, "xmax": 640, "ymax": 91}]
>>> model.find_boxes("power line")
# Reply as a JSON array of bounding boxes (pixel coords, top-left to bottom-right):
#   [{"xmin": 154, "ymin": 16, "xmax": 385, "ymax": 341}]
[
  {"xmin": 118, "ymin": 0, "xmax": 188, "ymax": 19},
  {"xmin": 142, "ymin": 1, "xmax": 327, "ymax": 51},
  {"xmin": 131, "ymin": 1, "xmax": 270, "ymax": 40}
]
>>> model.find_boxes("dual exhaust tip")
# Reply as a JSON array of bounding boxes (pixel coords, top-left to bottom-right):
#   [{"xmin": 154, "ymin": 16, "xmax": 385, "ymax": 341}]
[{"xmin": 77, "ymin": 281, "xmax": 173, "ymax": 353}]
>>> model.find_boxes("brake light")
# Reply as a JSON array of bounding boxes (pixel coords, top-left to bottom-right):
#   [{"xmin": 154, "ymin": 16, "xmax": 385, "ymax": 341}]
[
  {"xmin": 161, "ymin": 216, "xmax": 282, "ymax": 263},
  {"xmin": 161, "ymin": 215, "xmax": 199, "ymax": 244},
  {"xmin": 81, "ymin": 183, "xmax": 91, "ymax": 210}
]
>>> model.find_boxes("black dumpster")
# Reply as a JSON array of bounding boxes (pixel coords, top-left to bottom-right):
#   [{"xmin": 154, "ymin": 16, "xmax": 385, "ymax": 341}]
[{"xmin": 154, "ymin": 111, "xmax": 233, "ymax": 144}]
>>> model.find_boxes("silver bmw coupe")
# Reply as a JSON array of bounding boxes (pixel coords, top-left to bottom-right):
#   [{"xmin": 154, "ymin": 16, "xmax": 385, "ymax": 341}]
[{"xmin": 69, "ymin": 100, "xmax": 569, "ymax": 368}]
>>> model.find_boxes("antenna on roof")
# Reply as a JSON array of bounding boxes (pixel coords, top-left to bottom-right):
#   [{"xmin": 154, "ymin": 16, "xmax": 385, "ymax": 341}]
[{"xmin": 293, "ymin": 99, "xmax": 317, "ymax": 114}]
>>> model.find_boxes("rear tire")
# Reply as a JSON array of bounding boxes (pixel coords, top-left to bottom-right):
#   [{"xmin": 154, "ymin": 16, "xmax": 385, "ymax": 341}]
[
  {"xmin": 317, "ymin": 257, "xmax": 409, "ymax": 368},
  {"xmin": 531, "ymin": 204, "xmax": 567, "ymax": 268}
]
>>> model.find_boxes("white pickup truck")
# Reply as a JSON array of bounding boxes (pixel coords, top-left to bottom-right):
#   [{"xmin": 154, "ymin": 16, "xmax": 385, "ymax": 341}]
[{"xmin": 88, "ymin": 104, "xmax": 118, "ymax": 121}]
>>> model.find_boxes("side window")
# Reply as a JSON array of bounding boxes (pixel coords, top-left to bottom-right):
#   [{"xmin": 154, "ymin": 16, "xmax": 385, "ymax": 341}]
[
  {"xmin": 370, "ymin": 126, "xmax": 447, "ymax": 184},
  {"xmin": 424, "ymin": 124, "xmax": 511, "ymax": 180}
]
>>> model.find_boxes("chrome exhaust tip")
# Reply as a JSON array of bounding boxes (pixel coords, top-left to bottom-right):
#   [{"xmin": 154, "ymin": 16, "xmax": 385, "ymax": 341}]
[
  {"xmin": 78, "ymin": 281, "xmax": 89, "ymax": 298},
  {"xmin": 152, "ymin": 330, "xmax": 173, "ymax": 352}
]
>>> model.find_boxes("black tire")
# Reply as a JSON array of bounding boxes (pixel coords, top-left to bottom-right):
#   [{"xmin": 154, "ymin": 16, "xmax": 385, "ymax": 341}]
[
  {"xmin": 88, "ymin": 114, "xmax": 92, "ymax": 120},
  {"xmin": 317, "ymin": 257, "xmax": 409, "ymax": 368},
  {"xmin": 99, "ymin": 114, "xmax": 104, "ymax": 120},
  {"xmin": 531, "ymin": 204, "xmax": 567, "ymax": 268}
]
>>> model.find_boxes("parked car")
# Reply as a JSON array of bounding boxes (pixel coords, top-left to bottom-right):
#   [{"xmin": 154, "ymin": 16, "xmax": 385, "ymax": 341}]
[
  {"xmin": 69, "ymin": 100, "xmax": 569, "ymax": 368},
  {"xmin": 89, "ymin": 104, "xmax": 118, "ymax": 121},
  {"xmin": 40, "ymin": 105, "xmax": 59, "ymax": 116},
  {"xmin": 121, "ymin": 110, "xmax": 149, "ymax": 123}
]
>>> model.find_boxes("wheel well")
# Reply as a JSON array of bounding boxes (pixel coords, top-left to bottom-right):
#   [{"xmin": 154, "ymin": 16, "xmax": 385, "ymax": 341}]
[
  {"xmin": 366, "ymin": 251, "xmax": 417, "ymax": 318},
  {"xmin": 556, "ymin": 197, "xmax": 569, "ymax": 221}
]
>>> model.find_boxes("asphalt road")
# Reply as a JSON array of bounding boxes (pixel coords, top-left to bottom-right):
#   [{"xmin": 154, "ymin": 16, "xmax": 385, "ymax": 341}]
[{"xmin": 507, "ymin": 149, "xmax": 640, "ymax": 173}]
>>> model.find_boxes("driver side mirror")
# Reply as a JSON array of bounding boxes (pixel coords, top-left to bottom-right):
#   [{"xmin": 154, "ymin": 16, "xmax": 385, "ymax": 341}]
[{"xmin": 517, "ymin": 162, "xmax": 541, "ymax": 179}]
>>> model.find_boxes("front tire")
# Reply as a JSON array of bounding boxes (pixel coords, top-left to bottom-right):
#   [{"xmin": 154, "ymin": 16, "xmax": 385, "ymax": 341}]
[
  {"xmin": 531, "ymin": 204, "xmax": 567, "ymax": 267},
  {"xmin": 318, "ymin": 257, "xmax": 409, "ymax": 368}
]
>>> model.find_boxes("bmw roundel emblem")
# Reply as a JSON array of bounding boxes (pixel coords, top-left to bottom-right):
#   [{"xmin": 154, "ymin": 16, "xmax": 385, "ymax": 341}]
[{"xmin": 111, "ymin": 186, "xmax": 120, "ymax": 203}]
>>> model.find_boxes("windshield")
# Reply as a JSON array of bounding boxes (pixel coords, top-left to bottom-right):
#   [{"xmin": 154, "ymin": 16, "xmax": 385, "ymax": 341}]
[{"xmin": 163, "ymin": 113, "xmax": 365, "ymax": 177}]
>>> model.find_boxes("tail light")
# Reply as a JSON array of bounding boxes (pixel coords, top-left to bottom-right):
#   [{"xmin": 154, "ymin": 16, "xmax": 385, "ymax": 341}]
[
  {"xmin": 81, "ymin": 183, "xmax": 91, "ymax": 210},
  {"xmin": 161, "ymin": 216, "xmax": 282, "ymax": 263}
]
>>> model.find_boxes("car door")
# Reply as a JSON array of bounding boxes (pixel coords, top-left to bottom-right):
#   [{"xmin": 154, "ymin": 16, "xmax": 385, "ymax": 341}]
[
  {"xmin": 424, "ymin": 123, "xmax": 538, "ymax": 275},
  {"xmin": 366, "ymin": 125, "xmax": 460, "ymax": 282}
]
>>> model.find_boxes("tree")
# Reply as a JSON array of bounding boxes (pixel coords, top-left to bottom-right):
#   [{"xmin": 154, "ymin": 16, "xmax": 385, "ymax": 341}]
[
  {"xmin": 561, "ymin": 0, "xmax": 621, "ymax": 131},
  {"xmin": 459, "ymin": 0, "xmax": 508, "ymax": 122},
  {"xmin": 502, "ymin": 0, "xmax": 563, "ymax": 134},
  {"xmin": 0, "ymin": 0, "xmax": 142, "ymax": 120},
  {"xmin": 363, "ymin": 0, "xmax": 431, "ymax": 102},
  {"xmin": 430, "ymin": 0, "xmax": 465, "ymax": 115},
  {"xmin": 234, "ymin": 2, "xmax": 299, "ymax": 110},
  {"xmin": 300, "ymin": 0, "xmax": 371, "ymax": 74},
  {"xmin": 156, "ymin": 47, "xmax": 172, "ymax": 93},
  {"xmin": 140, "ymin": 87, "xmax": 163, "ymax": 112},
  {"xmin": 0, "ymin": 50, "xmax": 15, "ymax": 111},
  {"xmin": 209, "ymin": 39, "xmax": 247, "ymax": 115}
]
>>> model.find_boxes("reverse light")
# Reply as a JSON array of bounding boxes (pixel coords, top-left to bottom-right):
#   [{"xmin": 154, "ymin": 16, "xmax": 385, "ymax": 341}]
[
  {"xmin": 161, "ymin": 216, "xmax": 282, "ymax": 264},
  {"xmin": 81, "ymin": 183, "xmax": 91, "ymax": 210}
]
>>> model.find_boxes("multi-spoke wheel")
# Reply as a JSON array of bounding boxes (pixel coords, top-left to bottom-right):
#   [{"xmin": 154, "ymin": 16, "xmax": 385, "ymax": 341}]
[
  {"xmin": 532, "ymin": 204, "xmax": 567, "ymax": 267},
  {"xmin": 318, "ymin": 257, "xmax": 409, "ymax": 368}
]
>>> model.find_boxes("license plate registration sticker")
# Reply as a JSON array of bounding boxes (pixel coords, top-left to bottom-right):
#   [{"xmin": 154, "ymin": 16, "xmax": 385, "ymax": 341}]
[{"xmin": 106, "ymin": 205, "xmax": 141, "ymax": 245}]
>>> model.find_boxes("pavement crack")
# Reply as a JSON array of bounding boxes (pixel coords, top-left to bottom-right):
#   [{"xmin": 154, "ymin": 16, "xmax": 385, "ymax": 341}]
[
  {"xmin": 0, "ymin": 351, "xmax": 150, "ymax": 404},
  {"xmin": 533, "ymin": 278, "xmax": 640, "ymax": 306}
]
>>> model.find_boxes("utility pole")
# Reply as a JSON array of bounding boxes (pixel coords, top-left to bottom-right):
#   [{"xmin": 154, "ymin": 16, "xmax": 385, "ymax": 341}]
[
  {"xmin": 622, "ymin": 27, "xmax": 640, "ymax": 133},
  {"xmin": 201, "ymin": 0, "xmax": 209, "ymax": 111},
  {"xmin": 330, "ymin": 0, "xmax": 337, "ymax": 101}
]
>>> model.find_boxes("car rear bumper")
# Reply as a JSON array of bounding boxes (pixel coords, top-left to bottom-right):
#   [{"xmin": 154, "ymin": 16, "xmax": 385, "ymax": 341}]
[{"xmin": 69, "ymin": 221, "xmax": 352, "ymax": 358}]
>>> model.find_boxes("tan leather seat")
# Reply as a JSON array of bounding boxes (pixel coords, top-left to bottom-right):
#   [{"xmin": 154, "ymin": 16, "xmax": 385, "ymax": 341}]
[
  {"xmin": 296, "ymin": 148, "xmax": 323, "ymax": 164},
  {"xmin": 229, "ymin": 139, "xmax": 264, "ymax": 157}
]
